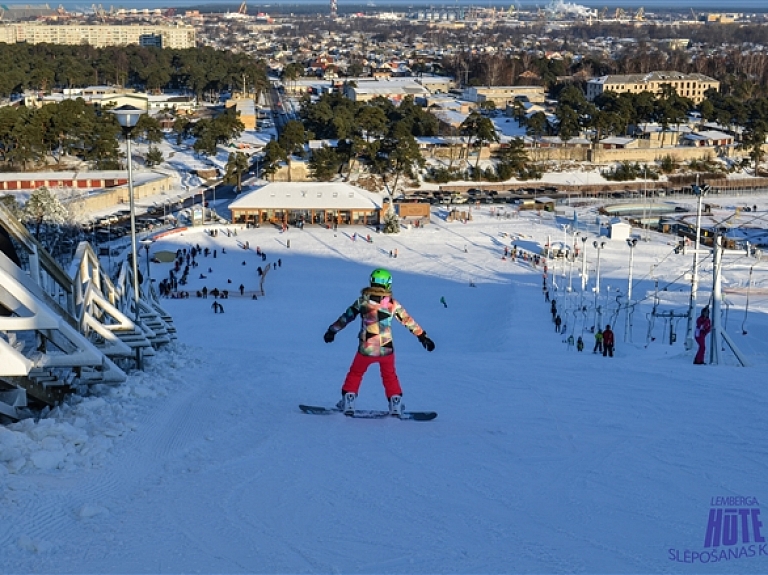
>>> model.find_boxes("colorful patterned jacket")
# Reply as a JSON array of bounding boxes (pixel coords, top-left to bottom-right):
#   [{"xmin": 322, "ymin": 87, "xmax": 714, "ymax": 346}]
[{"xmin": 329, "ymin": 286, "xmax": 424, "ymax": 356}]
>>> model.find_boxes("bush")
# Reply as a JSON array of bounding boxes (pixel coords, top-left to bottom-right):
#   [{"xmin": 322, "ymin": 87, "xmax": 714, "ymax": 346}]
[
  {"xmin": 603, "ymin": 162, "xmax": 659, "ymax": 182},
  {"xmin": 518, "ymin": 165, "xmax": 543, "ymax": 181},
  {"xmin": 423, "ymin": 167, "xmax": 463, "ymax": 184},
  {"xmin": 660, "ymin": 155, "xmax": 677, "ymax": 174}
]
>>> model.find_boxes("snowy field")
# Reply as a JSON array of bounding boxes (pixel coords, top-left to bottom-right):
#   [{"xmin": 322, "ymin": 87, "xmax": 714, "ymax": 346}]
[{"xmin": 1, "ymin": 199, "xmax": 768, "ymax": 573}]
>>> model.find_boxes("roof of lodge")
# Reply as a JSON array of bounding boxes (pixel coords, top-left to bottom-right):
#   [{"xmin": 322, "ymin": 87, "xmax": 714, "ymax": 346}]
[{"xmin": 229, "ymin": 182, "xmax": 385, "ymax": 211}]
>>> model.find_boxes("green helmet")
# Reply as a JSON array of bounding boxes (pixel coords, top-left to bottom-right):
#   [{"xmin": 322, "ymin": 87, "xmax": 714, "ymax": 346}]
[{"xmin": 370, "ymin": 268, "xmax": 392, "ymax": 290}]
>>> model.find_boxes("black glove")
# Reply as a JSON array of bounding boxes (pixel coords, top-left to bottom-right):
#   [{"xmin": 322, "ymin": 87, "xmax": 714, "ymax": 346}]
[
  {"xmin": 418, "ymin": 332, "xmax": 435, "ymax": 352},
  {"xmin": 323, "ymin": 329, "xmax": 335, "ymax": 343}
]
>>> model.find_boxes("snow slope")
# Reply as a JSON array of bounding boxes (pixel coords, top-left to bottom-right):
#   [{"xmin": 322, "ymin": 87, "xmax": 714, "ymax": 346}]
[{"xmin": 1, "ymin": 200, "xmax": 768, "ymax": 573}]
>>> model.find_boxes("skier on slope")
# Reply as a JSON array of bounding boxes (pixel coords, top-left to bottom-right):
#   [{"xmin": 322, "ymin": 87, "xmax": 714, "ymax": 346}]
[{"xmin": 323, "ymin": 268, "xmax": 435, "ymax": 416}]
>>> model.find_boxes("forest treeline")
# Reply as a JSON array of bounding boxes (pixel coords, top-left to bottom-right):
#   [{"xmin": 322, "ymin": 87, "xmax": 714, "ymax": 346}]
[{"xmin": 0, "ymin": 43, "xmax": 269, "ymax": 99}]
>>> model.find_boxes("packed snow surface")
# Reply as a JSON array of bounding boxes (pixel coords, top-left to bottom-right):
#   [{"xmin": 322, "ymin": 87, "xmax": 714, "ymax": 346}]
[{"xmin": 1, "ymin": 200, "xmax": 767, "ymax": 573}]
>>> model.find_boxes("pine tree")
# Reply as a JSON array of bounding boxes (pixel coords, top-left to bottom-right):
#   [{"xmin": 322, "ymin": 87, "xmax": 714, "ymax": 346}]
[
  {"xmin": 23, "ymin": 186, "xmax": 69, "ymax": 240},
  {"xmin": 224, "ymin": 151, "xmax": 250, "ymax": 192},
  {"xmin": 0, "ymin": 194, "xmax": 22, "ymax": 219},
  {"xmin": 382, "ymin": 208, "xmax": 400, "ymax": 234}
]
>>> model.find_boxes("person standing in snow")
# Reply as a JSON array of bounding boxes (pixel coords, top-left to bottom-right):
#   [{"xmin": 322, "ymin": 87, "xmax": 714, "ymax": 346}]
[
  {"xmin": 576, "ymin": 336, "xmax": 584, "ymax": 352},
  {"xmin": 602, "ymin": 325, "xmax": 615, "ymax": 357},
  {"xmin": 323, "ymin": 268, "xmax": 434, "ymax": 416},
  {"xmin": 440, "ymin": 296, "xmax": 447, "ymax": 308},
  {"xmin": 593, "ymin": 329, "xmax": 603, "ymax": 354},
  {"xmin": 693, "ymin": 306, "xmax": 712, "ymax": 365}
]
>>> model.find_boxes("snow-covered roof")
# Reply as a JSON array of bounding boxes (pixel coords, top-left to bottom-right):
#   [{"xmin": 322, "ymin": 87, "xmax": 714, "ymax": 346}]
[
  {"xmin": 229, "ymin": 182, "xmax": 384, "ymax": 210},
  {"xmin": 686, "ymin": 130, "xmax": 733, "ymax": 141},
  {"xmin": 307, "ymin": 139, "xmax": 340, "ymax": 150},
  {"xmin": 415, "ymin": 136, "xmax": 448, "ymax": 146},
  {"xmin": 0, "ymin": 170, "xmax": 165, "ymax": 185},
  {"xmin": 599, "ymin": 136, "xmax": 635, "ymax": 146}
]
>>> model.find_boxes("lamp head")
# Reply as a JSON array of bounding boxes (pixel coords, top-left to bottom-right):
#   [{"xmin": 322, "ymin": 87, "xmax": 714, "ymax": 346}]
[{"xmin": 111, "ymin": 105, "xmax": 146, "ymax": 132}]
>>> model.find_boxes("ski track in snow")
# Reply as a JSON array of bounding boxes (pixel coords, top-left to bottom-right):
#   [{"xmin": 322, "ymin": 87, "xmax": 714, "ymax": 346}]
[{"xmin": 2, "ymin": 201, "xmax": 768, "ymax": 573}]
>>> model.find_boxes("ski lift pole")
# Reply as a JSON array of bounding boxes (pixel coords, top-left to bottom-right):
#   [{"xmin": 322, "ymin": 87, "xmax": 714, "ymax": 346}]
[
  {"xmin": 685, "ymin": 179, "xmax": 706, "ymax": 350},
  {"xmin": 624, "ymin": 238, "xmax": 637, "ymax": 343},
  {"xmin": 742, "ymin": 266, "xmax": 753, "ymax": 335},
  {"xmin": 710, "ymin": 233, "xmax": 723, "ymax": 365}
]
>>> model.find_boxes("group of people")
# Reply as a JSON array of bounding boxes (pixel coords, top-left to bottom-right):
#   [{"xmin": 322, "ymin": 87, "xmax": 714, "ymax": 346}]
[
  {"xmin": 591, "ymin": 326, "xmax": 615, "ymax": 357},
  {"xmin": 545, "ymin": 275, "xmax": 614, "ymax": 357}
]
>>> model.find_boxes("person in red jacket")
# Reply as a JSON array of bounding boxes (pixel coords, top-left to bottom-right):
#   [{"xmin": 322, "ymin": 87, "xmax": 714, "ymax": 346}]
[
  {"xmin": 694, "ymin": 306, "xmax": 712, "ymax": 365},
  {"xmin": 602, "ymin": 324, "xmax": 615, "ymax": 357}
]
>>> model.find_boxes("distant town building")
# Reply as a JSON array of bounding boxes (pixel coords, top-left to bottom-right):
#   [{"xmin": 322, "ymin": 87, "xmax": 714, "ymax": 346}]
[
  {"xmin": 586, "ymin": 71, "xmax": 719, "ymax": 104},
  {"xmin": 225, "ymin": 97, "xmax": 256, "ymax": 130},
  {"xmin": 0, "ymin": 23, "xmax": 196, "ymax": 49},
  {"xmin": 0, "ymin": 4, "xmax": 58, "ymax": 21},
  {"xmin": 462, "ymin": 86, "xmax": 546, "ymax": 106},
  {"xmin": 343, "ymin": 79, "xmax": 430, "ymax": 103}
]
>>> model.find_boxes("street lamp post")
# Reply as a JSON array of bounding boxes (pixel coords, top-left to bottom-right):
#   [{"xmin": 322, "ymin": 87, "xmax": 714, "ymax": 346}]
[
  {"xmin": 593, "ymin": 240, "xmax": 606, "ymax": 330},
  {"xmin": 107, "ymin": 219, "xmax": 111, "ymax": 274},
  {"xmin": 560, "ymin": 224, "xmax": 568, "ymax": 281},
  {"xmin": 624, "ymin": 238, "xmax": 638, "ymax": 343},
  {"xmin": 111, "ymin": 105, "xmax": 146, "ymax": 369},
  {"xmin": 200, "ymin": 188, "xmax": 205, "ymax": 225},
  {"xmin": 580, "ymin": 236, "xmax": 588, "ymax": 292},
  {"xmin": 568, "ymin": 231, "xmax": 580, "ymax": 293}
]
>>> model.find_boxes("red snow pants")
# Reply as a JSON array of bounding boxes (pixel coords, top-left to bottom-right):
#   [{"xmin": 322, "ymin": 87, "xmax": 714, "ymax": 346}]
[
  {"xmin": 694, "ymin": 335, "xmax": 707, "ymax": 364},
  {"xmin": 342, "ymin": 352, "xmax": 402, "ymax": 399}
]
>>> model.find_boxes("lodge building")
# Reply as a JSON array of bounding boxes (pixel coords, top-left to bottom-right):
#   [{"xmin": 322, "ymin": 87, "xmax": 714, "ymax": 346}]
[{"xmin": 229, "ymin": 182, "xmax": 384, "ymax": 227}]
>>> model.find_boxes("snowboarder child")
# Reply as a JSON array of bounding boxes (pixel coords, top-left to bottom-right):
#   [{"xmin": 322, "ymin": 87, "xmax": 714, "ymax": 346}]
[
  {"xmin": 593, "ymin": 329, "xmax": 603, "ymax": 354},
  {"xmin": 323, "ymin": 268, "xmax": 435, "ymax": 416}
]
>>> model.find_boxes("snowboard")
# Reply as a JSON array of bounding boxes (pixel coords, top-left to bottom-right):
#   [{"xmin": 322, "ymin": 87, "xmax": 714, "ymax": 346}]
[{"xmin": 299, "ymin": 404, "xmax": 437, "ymax": 421}]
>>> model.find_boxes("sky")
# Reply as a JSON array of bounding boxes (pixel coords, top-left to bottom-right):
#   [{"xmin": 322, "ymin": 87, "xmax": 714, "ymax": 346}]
[{"xmin": 1, "ymin": 180, "xmax": 768, "ymax": 572}]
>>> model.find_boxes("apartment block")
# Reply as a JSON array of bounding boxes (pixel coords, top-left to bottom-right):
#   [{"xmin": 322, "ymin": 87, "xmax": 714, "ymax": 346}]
[
  {"xmin": 0, "ymin": 23, "xmax": 196, "ymax": 49},
  {"xmin": 586, "ymin": 71, "xmax": 719, "ymax": 104}
]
